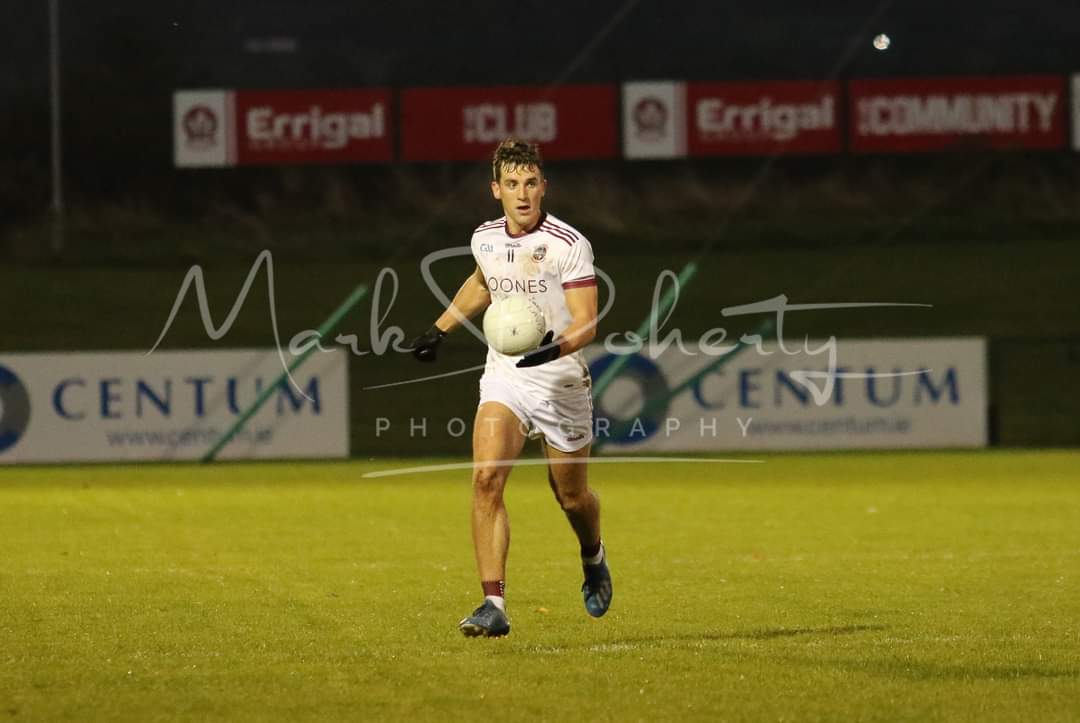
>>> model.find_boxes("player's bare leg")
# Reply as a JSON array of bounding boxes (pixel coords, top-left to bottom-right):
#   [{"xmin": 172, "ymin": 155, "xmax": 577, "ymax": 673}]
[
  {"xmin": 459, "ymin": 401, "xmax": 526, "ymax": 637},
  {"xmin": 543, "ymin": 441, "xmax": 601, "ymax": 550},
  {"xmin": 472, "ymin": 401, "xmax": 526, "ymax": 583},
  {"xmin": 544, "ymin": 441, "xmax": 613, "ymax": 617}
]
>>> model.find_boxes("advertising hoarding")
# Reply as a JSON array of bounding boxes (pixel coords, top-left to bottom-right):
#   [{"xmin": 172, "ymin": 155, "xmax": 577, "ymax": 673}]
[
  {"xmin": 400, "ymin": 85, "xmax": 618, "ymax": 161},
  {"xmin": 0, "ymin": 350, "xmax": 349, "ymax": 464},
  {"xmin": 587, "ymin": 338, "xmax": 987, "ymax": 451},
  {"xmin": 849, "ymin": 75, "xmax": 1065, "ymax": 152}
]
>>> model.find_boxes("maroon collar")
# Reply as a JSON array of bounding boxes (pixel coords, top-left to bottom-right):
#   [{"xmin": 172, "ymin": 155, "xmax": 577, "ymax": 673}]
[{"xmin": 504, "ymin": 211, "xmax": 547, "ymax": 238}]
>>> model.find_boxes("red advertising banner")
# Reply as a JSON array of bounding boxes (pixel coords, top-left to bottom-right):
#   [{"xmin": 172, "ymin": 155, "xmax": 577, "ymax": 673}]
[
  {"xmin": 400, "ymin": 85, "xmax": 618, "ymax": 161},
  {"xmin": 233, "ymin": 88, "xmax": 393, "ymax": 165},
  {"xmin": 686, "ymin": 80, "xmax": 842, "ymax": 156},
  {"xmin": 849, "ymin": 75, "xmax": 1065, "ymax": 153}
]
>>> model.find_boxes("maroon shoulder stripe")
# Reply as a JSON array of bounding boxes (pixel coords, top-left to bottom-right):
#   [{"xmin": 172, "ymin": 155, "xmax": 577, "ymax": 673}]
[
  {"xmin": 562, "ymin": 276, "xmax": 596, "ymax": 290},
  {"xmin": 541, "ymin": 222, "xmax": 576, "ymax": 247},
  {"xmin": 544, "ymin": 219, "xmax": 580, "ymax": 240},
  {"xmin": 475, "ymin": 221, "xmax": 502, "ymax": 233}
]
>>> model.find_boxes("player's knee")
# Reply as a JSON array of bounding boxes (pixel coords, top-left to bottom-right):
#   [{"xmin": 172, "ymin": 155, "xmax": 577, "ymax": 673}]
[
  {"xmin": 472, "ymin": 466, "xmax": 506, "ymax": 500},
  {"xmin": 555, "ymin": 485, "xmax": 588, "ymax": 513}
]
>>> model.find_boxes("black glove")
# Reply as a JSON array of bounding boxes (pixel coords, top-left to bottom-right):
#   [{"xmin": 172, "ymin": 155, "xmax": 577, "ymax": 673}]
[
  {"xmin": 410, "ymin": 325, "xmax": 447, "ymax": 362},
  {"xmin": 516, "ymin": 331, "xmax": 560, "ymax": 368}
]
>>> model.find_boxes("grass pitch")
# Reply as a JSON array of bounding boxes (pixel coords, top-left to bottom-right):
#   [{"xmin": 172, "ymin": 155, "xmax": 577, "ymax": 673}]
[{"xmin": 2, "ymin": 451, "xmax": 1078, "ymax": 722}]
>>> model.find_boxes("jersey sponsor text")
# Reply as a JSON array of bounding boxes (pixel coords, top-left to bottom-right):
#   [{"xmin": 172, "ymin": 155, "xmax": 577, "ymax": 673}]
[{"xmin": 487, "ymin": 277, "xmax": 549, "ymax": 295}]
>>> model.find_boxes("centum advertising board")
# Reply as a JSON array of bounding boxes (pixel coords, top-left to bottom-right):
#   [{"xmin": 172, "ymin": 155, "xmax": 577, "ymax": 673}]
[
  {"xmin": 587, "ymin": 338, "xmax": 987, "ymax": 451},
  {"xmin": 0, "ymin": 349, "xmax": 348, "ymax": 464}
]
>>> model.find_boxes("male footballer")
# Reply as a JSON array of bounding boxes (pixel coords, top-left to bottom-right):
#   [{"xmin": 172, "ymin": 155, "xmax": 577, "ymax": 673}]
[{"xmin": 409, "ymin": 138, "xmax": 612, "ymax": 638}]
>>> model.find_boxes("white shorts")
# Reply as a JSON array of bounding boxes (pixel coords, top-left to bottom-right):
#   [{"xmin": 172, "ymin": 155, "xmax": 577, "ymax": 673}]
[{"xmin": 478, "ymin": 371, "xmax": 594, "ymax": 453}]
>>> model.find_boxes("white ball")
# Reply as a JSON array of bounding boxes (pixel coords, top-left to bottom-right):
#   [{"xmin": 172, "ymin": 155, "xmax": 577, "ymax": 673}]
[
  {"xmin": 483, "ymin": 296, "xmax": 546, "ymax": 355},
  {"xmin": 873, "ymin": 33, "xmax": 891, "ymax": 50}
]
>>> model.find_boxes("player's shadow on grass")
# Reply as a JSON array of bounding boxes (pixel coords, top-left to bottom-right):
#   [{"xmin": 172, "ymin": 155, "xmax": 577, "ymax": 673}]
[
  {"xmin": 817, "ymin": 657, "xmax": 1080, "ymax": 681},
  {"xmin": 591, "ymin": 626, "xmax": 1080, "ymax": 681},
  {"xmin": 610, "ymin": 623, "xmax": 888, "ymax": 648}
]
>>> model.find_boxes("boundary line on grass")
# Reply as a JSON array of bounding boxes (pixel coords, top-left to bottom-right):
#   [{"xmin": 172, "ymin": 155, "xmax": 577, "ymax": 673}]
[{"xmin": 361, "ymin": 456, "xmax": 763, "ymax": 478}]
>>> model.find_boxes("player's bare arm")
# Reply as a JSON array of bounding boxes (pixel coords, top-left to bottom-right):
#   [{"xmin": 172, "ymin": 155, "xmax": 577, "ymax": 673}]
[
  {"xmin": 517, "ymin": 284, "xmax": 597, "ymax": 368},
  {"xmin": 410, "ymin": 266, "xmax": 490, "ymax": 362},
  {"xmin": 436, "ymin": 265, "xmax": 491, "ymax": 333},
  {"xmin": 556, "ymin": 285, "xmax": 598, "ymax": 356}
]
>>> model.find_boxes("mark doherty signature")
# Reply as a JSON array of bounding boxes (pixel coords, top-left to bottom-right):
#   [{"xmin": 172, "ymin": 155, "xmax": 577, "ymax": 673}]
[{"xmin": 148, "ymin": 249, "xmax": 932, "ymax": 404}]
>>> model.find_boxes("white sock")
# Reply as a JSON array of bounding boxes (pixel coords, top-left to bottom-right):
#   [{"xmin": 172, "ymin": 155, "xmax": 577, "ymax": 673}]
[
  {"xmin": 583, "ymin": 542, "xmax": 605, "ymax": 567},
  {"xmin": 485, "ymin": 595, "xmax": 506, "ymax": 612}
]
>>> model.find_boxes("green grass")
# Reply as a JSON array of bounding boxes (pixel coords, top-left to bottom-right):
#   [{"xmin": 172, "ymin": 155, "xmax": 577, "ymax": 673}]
[{"xmin": 2, "ymin": 451, "xmax": 1078, "ymax": 721}]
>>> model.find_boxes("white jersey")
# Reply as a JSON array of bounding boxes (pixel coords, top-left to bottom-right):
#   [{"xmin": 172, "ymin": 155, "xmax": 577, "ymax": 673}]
[{"xmin": 471, "ymin": 211, "xmax": 597, "ymax": 398}]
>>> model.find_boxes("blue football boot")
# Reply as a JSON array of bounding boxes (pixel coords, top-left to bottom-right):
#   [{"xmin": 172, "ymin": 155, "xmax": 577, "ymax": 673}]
[
  {"xmin": 582, "ymin": 556, "xmax": 613, "ymax": 618},
  {"xmin": 458, "ymin": 600, "xmax": 511, "ymax": 638}
]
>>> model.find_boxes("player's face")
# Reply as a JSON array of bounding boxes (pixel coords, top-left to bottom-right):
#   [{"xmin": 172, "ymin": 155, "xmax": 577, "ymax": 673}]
[{"xmin": 491, "ymin": 164, "xmax": 546, "ymax": 235}]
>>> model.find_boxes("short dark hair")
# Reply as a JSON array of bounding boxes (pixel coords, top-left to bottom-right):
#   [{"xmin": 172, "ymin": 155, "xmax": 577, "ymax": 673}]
[{"xmin": 492, "ymin": 137, "xmax": 543, "ymax": 181}]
